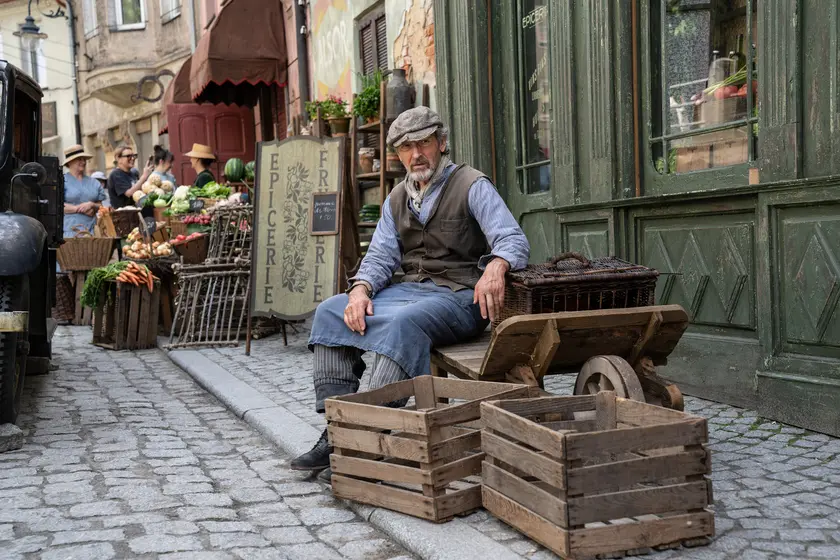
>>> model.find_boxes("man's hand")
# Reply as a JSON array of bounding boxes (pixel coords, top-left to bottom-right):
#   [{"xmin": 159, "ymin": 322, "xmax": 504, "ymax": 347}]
[
  {"xmin": 473, "ymin": 258, "xmax": 510, "ymax": 322},
  {"xmin": 343, "ymin": 285, "xmax": 374, "ymax": 335}
]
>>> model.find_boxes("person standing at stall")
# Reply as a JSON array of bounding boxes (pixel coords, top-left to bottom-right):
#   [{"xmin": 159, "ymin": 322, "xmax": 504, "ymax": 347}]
[
  {"xmin": 151, "ymin": 145, "xmax": 177, "ymax": 186},
  {"xmin": 185, "ymin": 143, "xmax": 216, "ymax": 187},
  {"xmin": 62, "ymin": 145, "xmax": 106, "ymax": 238},
  {"xmin": 107, "ymin": 145, "xmax": 154, "ymax": 209}
]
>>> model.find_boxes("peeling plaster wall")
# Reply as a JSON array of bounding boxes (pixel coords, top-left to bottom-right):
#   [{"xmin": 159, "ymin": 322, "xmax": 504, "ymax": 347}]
[
  {"xmin": 308, "ymin": 0, "xmax": 436, "ymax": 110},
  {"xmin": 391, "ymin": 0, "xmax": 435, "ymax": 110}
]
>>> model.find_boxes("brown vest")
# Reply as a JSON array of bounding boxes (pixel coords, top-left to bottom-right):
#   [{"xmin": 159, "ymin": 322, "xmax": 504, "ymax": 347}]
[{"xmin": 390, "ymin": 164, "xmax": 489, "ymax": 291}]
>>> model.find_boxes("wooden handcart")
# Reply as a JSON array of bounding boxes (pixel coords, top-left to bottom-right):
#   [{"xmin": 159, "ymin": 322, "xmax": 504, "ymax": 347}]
[{"xmin": 431, "ymin": 304, "xmax": 689, "ymax": 410}]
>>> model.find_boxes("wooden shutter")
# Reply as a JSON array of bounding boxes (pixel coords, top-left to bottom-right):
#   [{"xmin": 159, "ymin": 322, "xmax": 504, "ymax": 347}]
[
  {"xmin": 375, "ymin": 15, "xmax": 388, "ymax": 71},
  {"xmin": 360, "ymin": 21, "xmax": 376, "ymax": 75}
]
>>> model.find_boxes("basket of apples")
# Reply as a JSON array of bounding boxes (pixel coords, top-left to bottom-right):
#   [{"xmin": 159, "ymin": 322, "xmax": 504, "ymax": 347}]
[{"xmin": 171, "ymin": 232, "xmax": 209, "ymax": 265}]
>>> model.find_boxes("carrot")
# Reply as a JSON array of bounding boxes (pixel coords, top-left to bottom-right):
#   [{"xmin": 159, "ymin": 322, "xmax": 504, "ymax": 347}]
[
  {"xmin": 146, "ymin": 270, "xmax": 153, "ymax": 293},
  {"xmin": 122, "ymin": 271, "xmax": 141, "ymax": 286}
]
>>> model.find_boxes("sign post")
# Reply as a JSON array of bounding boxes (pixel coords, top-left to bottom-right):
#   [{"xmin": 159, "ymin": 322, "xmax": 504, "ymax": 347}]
[{"xmin": 247, "ymin": 136, "xmax": 345, "ymax": 354}]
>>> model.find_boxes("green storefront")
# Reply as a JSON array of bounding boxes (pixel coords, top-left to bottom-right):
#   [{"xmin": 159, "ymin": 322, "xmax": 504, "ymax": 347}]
[{"xmin": 435, "ymin": 0, "xmax": 840, "ymax": 435}]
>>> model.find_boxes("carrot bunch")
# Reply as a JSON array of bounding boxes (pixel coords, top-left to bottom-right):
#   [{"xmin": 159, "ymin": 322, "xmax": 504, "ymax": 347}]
[{"xmin": 116, "ymin": 261, "xmax": 157, "ymax": 293}]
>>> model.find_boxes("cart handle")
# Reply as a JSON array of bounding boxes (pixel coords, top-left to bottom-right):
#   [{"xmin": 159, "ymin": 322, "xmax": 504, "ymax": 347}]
[{"xmin": 548, "ymin": 251, "xmax": 591, "ymax": 267}]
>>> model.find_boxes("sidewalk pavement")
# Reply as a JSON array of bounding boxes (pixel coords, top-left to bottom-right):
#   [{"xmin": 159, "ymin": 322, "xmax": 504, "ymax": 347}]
[{"xmin": 164, "ymin": 324, "xmax": 840, "ymax": 560}]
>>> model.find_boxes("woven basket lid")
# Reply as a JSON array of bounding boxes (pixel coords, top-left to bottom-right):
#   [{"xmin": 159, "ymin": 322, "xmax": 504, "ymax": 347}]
[{"xmin": 508, "ymin": 252, "xmax": 659, "ymax": 287}]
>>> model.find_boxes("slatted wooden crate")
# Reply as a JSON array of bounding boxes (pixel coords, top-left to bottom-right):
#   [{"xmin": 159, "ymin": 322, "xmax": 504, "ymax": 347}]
[
  {"xmin": 480, "ymin": 392, "xmax": 714, "ymax": 559},
  {"xmin": 92, "ymin": 279, "xmax": 161, "ymax": 351},
  {"xmin": 325, "ymin": 377, "xmax": 536, "ymax": 523}
]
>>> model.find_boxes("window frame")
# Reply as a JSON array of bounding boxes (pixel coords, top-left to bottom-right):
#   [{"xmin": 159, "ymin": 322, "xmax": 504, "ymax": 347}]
[
  {"xmin": 83, "ymin": 0, "xmax": 99, "ymax": 38},
  {"xmin": 160, "ymin": 0, "xmax": 181, "ymax": 24},
  {"xmin": 512, "ymin": 0, "xmax": 552, "ymax": 195},
  {"xmin": 640, "ymin": 0, "xmax": 759, "ymax": 194},
  {"xmin": 114, "ymin": 0, "xmax": 146, "ymax": 31}
]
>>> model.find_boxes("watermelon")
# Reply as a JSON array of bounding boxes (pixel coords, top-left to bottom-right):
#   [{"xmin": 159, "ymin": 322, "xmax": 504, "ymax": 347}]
[
  {"xmin": 224, "ymin": 158, "xmax": 246, "ymax": 182},
  {"xmin": 245, "ymin": 160, "xmax": 256, "ymax": 181}
]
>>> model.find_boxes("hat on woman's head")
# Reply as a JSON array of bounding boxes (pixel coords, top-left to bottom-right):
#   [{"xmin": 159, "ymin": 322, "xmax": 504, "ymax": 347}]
[
  {"xmin": 63, "ymin": 144, "xmax": 93, "ymax": 166},
  {"xmin": 91, "ymin": 171, "xmax": 107, "ymax": 182},
  {"xmin": 184, "ymin": 143, "xmax": 216, "ymax": 160}
]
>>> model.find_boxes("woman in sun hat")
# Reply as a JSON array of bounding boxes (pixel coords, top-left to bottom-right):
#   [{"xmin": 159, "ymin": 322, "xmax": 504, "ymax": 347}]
[
  {"xmin": 62, "ymin": 144, "xmax": 107, "ymax": 238},
  {"xmin": 185, "ymin": 143, "xmax": 216, "ymax": 187}
]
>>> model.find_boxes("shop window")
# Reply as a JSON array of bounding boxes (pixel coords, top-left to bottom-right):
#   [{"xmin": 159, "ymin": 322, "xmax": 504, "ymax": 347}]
[
  {"xmin": 160, "ymin": 0, "xmax": 181, "ymax": 23},
  {"xmin": 514, "ymin": 0, "xmax": 551, "ymax": 194},
  {"xmin": 651, "ymin": 0, "xmax": 758, "ymax": 174},
  {"xmin": 83, "ymin": 0, "xmax": 99, "ymax": 38},
  {"xmin": 114, "ymin": 0, "xmax": 146, "ymax": 30}
]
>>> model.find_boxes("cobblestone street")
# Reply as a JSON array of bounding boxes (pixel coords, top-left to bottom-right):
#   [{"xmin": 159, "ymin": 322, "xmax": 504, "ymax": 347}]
[
  {"xmin": 0, "ymin": 327, "xmax": 412, "ymax": 560},
  {"xmin": 203, "ymin": 325, "xmax": 840, "ymax": 560}
]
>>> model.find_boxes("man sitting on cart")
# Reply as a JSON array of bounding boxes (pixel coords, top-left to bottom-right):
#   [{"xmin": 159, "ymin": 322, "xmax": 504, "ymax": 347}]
[{"xmin": 292, "ymin": 107, "xmax": 530, "ymax": 475}]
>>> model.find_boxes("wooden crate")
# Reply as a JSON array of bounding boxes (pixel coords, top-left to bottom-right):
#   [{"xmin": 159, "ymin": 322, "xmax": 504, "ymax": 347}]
[
  {"xmin": 326, "ymin": 377, "xmax": 536, "ymax": 523},
  {"xmin": 70, "ymin": 271, "xmax": 93, "ymax": 326},
  {"xmin": 480, "ymin": 393, "xmax": 714, "ymax": 559},
  {"xmin": 92, "ymin": 279, "xmax": 161, "ymax": 351}
]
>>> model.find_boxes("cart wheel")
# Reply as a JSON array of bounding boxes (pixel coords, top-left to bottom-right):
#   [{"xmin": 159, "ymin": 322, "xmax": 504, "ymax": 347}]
[{"xmin": 574, "ymin": 355, "xmax": 645, "ymax": 402}]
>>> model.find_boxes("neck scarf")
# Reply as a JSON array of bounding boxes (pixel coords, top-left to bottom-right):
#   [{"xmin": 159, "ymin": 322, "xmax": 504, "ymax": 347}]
[{"xmin": 403, "ymin": 155, "xmax": 451, "ymax": 213}]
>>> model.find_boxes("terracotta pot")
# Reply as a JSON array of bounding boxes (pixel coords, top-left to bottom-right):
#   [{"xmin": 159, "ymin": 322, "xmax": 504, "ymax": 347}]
[
  {"xmin": 328, "ymin": 117, "xmax": 351, "ymax": 136},
  {"xmin": 359, "ymin": 150, "xmax": 374, "ymax": 174}
]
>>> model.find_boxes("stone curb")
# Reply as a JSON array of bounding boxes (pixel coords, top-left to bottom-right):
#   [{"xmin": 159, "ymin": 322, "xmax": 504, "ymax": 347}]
[{"xmin": 162, "ymin": 343, "xmax": 524, "ymax": 560}]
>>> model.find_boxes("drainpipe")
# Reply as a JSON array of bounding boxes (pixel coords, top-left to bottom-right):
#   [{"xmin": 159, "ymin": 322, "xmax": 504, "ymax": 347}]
[
  {"xmin": 65, "ymin": 0, "xmax": 82, "ymax": 144},
  {"xmin": 186, "ymin": 0, "xmax": 197, "ymax": 52},
  {"xmin": 294, "ymin": 0, "xmax": 310, "ymax": 122}
]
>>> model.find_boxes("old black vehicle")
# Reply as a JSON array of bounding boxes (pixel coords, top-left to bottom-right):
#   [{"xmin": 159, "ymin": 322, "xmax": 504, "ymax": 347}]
[{"xmin": 0, "ymin": 61, "xmax": 63, "ymax": 424}]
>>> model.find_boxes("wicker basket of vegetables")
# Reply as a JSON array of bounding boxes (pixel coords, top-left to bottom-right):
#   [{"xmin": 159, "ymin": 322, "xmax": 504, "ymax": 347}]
[{"xmin": 111, "ymin": 209, "xmax": 142, "ymax": 238}]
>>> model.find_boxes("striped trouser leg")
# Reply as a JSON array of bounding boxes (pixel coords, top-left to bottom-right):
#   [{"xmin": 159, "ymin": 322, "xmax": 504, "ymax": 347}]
[
  {"xmin": 313, "ymin": 344, "xmax": 366, "ymax": 413},
  {"xmin": 369, "ymin": 354, "xmax": 410, "ymax": 408}
]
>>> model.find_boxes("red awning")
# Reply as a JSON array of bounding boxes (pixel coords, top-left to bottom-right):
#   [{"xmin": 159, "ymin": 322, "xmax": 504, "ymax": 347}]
[
  {"xmin": 189, "ymin": 0, "xmax": 287, "ymax": 106},
  {"xmin": 159, "ymin": 57, "xmax": 193, "ymax": 134}
]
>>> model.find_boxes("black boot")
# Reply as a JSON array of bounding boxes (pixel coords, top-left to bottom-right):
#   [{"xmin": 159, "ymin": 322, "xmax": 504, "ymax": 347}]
[
  {"xmin": 290, "ymin": 429, "xmax": 332, "ymax": 471},
  {"xmin": 317, "ymin": 467, "xmax": 333, "ymax": 484}
]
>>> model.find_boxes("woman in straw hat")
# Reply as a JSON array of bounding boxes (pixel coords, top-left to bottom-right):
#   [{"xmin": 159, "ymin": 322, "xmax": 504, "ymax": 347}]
[
  {"xmin": 62, "ymin": 145, "xmax": 106, "ymax": 238},
  {"xmin": 185, "ymin": 143, "xmax": 216, "ymax": 188}
]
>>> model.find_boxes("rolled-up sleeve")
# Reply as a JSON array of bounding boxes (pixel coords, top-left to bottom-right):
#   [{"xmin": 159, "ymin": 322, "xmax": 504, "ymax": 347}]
[
  {"xmin": 350, "ymin": 195, "xmax": 402, "ymax": 294},
  {"xmin": 468, "ymin": 179, "xmax": 530, "ymax": 271}
]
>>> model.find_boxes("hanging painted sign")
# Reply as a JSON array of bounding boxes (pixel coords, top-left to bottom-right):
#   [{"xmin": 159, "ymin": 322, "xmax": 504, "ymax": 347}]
[{"xmin": 251, "ymin": 136, "xmax": 344, "ymax": 320}]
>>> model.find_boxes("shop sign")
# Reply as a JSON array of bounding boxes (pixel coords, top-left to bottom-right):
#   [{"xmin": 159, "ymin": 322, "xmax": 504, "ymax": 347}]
[{"xmin": 251, "ymin": 136, "xmax": 344, "ymax": 320}]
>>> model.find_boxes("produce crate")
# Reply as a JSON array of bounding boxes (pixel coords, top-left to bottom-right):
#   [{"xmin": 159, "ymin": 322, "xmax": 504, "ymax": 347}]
[
  {"xmin": 70, "ymin": 271, "xmax": 93, "ymax": 326},
  {"xmin": 326, "ymin": 377, "xmax": 535, "ymax": 523},
  {"xmin": 92, "ymin": 279, "xmax": 161, "ymax": 350},
  {"xmin": 57, "ymin": 237, "xmax": 118, "ymax": 271},
  {"xmin": 495, "ymin": 252, "xmax": 658, "ymax": 329},
  {"xmin": 172, "ymin": 235, "xmax": 209, "ymax": 265},
  {"xmin": 169, "ymin": 220, "xmax": 188, "ymax": 238},
  {"xmin": 480, "ymin": 393, "xmax": 714, "ymax": 559}
]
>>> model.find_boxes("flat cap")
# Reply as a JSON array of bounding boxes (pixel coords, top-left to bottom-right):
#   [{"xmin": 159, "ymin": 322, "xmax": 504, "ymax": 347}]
[{"xmin": 386, "ymin": 107, "xmax": 443, "ymax": 147}]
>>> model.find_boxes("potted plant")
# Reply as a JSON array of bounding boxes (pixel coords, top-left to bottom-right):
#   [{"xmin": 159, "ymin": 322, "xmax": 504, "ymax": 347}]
[
  {"xmin": 305, "ymin": 100, "xmax": 329, "ymax": 136},
  {"xmin": 321, "ymin": 95, "xmax": 351, "ymax": 136},
  {"xmin": 353, "ymin": 69, "xmax": 383, "ymax": 124}
]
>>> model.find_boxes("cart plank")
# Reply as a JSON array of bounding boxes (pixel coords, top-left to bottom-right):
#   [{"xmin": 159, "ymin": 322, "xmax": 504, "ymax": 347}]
[{"xmin": 480, "ymin": 305, "xmax": 689, "ymax": 379}]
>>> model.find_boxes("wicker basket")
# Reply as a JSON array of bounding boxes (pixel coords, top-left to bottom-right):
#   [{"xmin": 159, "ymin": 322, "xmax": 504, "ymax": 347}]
[
  {"xmin": 169, "ymin": 220, "xmax": 187, "ymax": 238},
  {"xmin": 52, "ymin": 274, "xmax": 75, "ymax": 322},
  {"xmin": 57, "ymin": 230, "xmax": 118, "ymax": 271},
  {"xmin": 173, "ymin": 235, "xmax": 209, "ymax": 265},
  {"xmin": 111, "ymin": 209, "xmax": 142, "ymax": 237},
  {"xmin": 494, "ymin": 252, "xmax": 659, "ymax": 328}
]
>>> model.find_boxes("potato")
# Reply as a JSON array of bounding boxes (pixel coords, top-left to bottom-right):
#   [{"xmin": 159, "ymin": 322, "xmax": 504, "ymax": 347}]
[
  {"xmin": 160, "ymin": 180, "xmax": 174, "ymax": 193},
  {"xmin": 148, "ymin": 174, "xmax": 162, "ymax": 187},
  {"xmin": 141, "ymin": 182, "xmax": 155, "ymax": 195}
]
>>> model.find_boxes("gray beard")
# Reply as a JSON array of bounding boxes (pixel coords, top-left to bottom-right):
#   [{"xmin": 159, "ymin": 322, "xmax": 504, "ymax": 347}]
[{"xmin": 408, "ymin": 168, "xmax": 434, "ymax": 183}]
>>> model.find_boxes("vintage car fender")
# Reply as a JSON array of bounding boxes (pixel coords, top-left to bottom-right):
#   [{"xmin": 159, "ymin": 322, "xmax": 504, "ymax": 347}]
[{"xmin": 0, "ymin": 211, "xmax": 47, "ymax": 276}]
